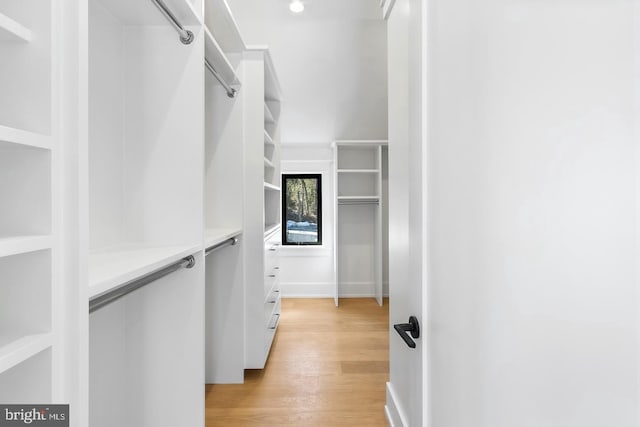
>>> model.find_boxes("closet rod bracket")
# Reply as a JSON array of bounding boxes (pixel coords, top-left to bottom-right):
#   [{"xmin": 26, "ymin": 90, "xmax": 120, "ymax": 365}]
[
  {"xmin": 151, "ymin": 0, "xmax": 195, "ymax": 45},
  {"xmin": 180, "ymin": 30, "xmax": 195, "ymax": 45}
]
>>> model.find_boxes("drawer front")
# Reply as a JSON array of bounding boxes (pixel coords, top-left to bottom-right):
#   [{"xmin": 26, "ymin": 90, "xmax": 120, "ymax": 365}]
[
  {"xmin": 264, "ymin": 291, "xmax": 281, "ymax": 326},
  {"xmin": 264, "ymin": 263, "xmax": 279, "ymax": 296},
  {"xmin": 264, "ymin": 241, "xmax": 280, "ymax": 272}
]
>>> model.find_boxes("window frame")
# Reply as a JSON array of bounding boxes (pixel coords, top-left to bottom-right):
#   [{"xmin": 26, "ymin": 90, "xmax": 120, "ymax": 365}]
[{"xmin": 281, "ymin": 173, "xmax": 323, "ymax": 246}]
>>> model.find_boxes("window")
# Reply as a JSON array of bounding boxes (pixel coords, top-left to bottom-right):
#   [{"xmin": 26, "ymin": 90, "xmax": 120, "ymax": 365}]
[{"xmin": 282, "ymin": 174, "xmax": 322, "ymax": 245}]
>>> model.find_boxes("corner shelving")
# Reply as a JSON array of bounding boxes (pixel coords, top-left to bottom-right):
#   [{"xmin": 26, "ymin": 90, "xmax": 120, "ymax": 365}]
[
  {"xmin": 333, "ymin": 141, "xmax": 387, "ymax": 307},
  {"xmin": 0, "ymin": 13, "xmax": 31, "ymax": 42},
  {"xmin": 264, "ymin": 157, "xmax": 275, "ymax": 169}
]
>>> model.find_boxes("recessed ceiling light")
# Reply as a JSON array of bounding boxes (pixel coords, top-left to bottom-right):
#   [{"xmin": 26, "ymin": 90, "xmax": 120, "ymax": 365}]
[{"xmin": 289, "ymin": 0, "xmax": 304, "ymax": 13}]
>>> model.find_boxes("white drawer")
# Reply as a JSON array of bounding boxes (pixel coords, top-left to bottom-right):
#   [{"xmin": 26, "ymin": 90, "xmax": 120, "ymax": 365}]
[
  {"xmin": 264, "ymin": 291, "xmax": 281, "ymax": 326},
  {"xmin": 264, "ymin": 265, "xmax": 279, "ymax": 297}
]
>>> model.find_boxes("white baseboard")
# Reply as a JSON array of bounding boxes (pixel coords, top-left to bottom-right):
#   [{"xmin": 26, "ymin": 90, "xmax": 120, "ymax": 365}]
[
  {"xmin": 281, "ymin": 282, "xmax": 389, "ymax": 298},
  {"xmin": 280, "ymin": 282, "xmax": 333, "ymax": 298},
  {"xmin": 385, "ymin": 382, "xmax": 408, "ymax": 427}
]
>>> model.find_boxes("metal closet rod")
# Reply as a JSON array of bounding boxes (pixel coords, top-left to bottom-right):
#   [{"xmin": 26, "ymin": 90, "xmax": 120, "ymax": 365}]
[
  {"xmin": 89, "ymin": 255, "xmax": 196, "ymax": 314},
  {"xmin": 205, "ymin": 237, "xmax": 239, "ymax": 256},
  {"xmin": 205, "ymin": 59, "xmax": 238, "ymax": 98},
  {"xmin": 151, "ymin": 0, "xmax": 194, "ymax": 45}
]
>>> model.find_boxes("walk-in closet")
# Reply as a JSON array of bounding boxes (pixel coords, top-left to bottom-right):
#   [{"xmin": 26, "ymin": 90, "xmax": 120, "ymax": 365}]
[{"xmin": 3, "ymin": 0, "xmax": 640, "ymax": 426}]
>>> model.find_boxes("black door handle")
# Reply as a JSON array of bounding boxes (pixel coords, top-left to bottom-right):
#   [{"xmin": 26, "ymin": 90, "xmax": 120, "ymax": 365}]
[{"xmin": 394, "ymin": 316, "xmax": 420, "ymax": 349}]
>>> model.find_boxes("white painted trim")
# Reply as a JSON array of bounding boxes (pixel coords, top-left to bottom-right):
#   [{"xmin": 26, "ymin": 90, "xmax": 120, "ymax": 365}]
[
  {"xmin": 281, "ymin": 282, "xmax": 388, "ymax": 299},
  {"xmin": 280, "ymin": 282, "xmax": 333, "ymax": 298},
  {"xmin": 385, "ymin": 382, "xmax": 408, "ymax": 427}
]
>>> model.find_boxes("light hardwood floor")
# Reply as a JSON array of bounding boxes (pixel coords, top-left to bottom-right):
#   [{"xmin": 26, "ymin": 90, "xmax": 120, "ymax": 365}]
[{"xmin": 205, "ymin": 298, "xmax": 390, "ymax": 426}]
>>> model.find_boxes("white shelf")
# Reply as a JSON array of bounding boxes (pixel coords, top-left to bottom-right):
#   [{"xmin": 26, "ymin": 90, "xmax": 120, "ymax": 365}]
[
  {"xmin": 0, "ymin": 125, "xmax": 50, "ymax": 150},
  {"xmin": 337, "ymin": 169, "xmax": 379, "ymax": 174},
  {"xmin": 264, "ymin": 129, "xmax": 274, "ymax": 146},
  {"xmin": 264, "ymin": 103, "xmax": 275, "ymax": 124},
  {"xmin": 338, "ymin": 196, "xmax": 380, "ymax": 203},
  {"xmin": 0, "ymin": 333, "xmax": 52, "ymax": 375},
  {"xmin": 0, "ymin": 235, "xmax": 52, "ymax": 259},
  {"xmin": 264, "ymin": 182, "xmax": 280, "ymax": 191},
  {"xmin": 264, "ymin": 157, "xmax": 275, "ymax": 168},
  {"xmin": 0, "ymin": 13, "xmax": 32, "ymax": 42},
  {"xmin": 264, "ymin": 224, "xmax": 280, "ymax": 238},
  {"xmin": 204, "ymin": 228, "xmax": 242, "ymax": 249},
  {"xmin": 204, "ymin": 0, "xmax": 245, "ymax": 53},
  {"xmin": 88, "ymin": 244, "xmax": 201, "ymax": 299},
  {"xmin": 205, "ymin": 27, "xmax": 240, "ymax": 88}
]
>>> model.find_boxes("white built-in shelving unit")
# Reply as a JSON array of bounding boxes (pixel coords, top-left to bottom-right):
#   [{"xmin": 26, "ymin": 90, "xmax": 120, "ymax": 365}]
[
  {"xmin": 203, "ymin": 0, "xmax": 245, "ymax": 385},
  {"xmin": 333, "ymin": 140, "xmax": 388, "ymax": 306},
  {"xmin": 1, "ymin": 0, "xmax": 284, "ymax": 421},
  {"xmin": 244, "ymin": 46, "xmax": 283, "ymax": 369},
  {"xmin": 86, "ymin": 0, "xmax": 205, "ymax": 425},
  {"xmin": 0, "ymin": 0, "xmax": 57, "ymax": 406}
]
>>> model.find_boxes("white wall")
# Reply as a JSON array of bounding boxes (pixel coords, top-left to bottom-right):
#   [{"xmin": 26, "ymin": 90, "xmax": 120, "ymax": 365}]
[
  {"xmin": 280, "ymin": 144, "xmax": 334, "ymax": 297},
  {"xmin": 426, "ymin": 1, "xmax": 638, "ymax": 426},
  {"xmin": 227, "ymin": 0, "xmax": 388, "ymax": 143}
]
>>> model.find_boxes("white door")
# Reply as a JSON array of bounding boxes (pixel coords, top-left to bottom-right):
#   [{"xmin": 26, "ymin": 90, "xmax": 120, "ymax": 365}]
[
  {"xmin": 388, "ymin": 0, "xmax": 639, "ymax": 426},
  {"xmin": 386, "ymin": 0, "xmax": 427, "ymax": 425}
]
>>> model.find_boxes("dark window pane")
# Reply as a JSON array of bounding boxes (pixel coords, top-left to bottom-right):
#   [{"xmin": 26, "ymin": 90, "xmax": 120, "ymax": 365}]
[{"xmin": 282, "ymin": 174, "xmax": 322, "ymax": 245}]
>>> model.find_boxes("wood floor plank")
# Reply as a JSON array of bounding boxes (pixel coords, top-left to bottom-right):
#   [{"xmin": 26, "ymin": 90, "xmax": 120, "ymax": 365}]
[{"xmin": 206, "ymin": 298, "xmax": 389, "ymax": 426}]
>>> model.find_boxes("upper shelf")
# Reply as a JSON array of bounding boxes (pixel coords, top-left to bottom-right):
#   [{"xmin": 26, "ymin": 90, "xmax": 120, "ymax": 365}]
[
  {"xmin": 0, "ymin": 125, "xmax": 50, "ymax": 150},
  {"xmin": 0, "ymin": 12, "xmax": 32, "ymax": 42},
  {"xmin": 204, "ymin": 227, "xmax": 242, "ymax": 249},
  {"xmin": 88, "ymin": 243, "xmax": 201, "ymax": 299},
  {"xmin": 204, "ymin": 27, "xmax": 240, "ymax": 88},
  {"xmin": 204, "ymin": 0, "xmax": 245, "ymax": 53}
]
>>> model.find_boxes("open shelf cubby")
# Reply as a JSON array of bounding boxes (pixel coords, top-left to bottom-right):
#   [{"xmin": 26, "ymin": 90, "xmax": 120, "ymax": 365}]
[
  {"xmin": 0, "ymin": 348, "xmax": 51, "ymax": 403},
  {"xmin": 0, "ymin": 145, "xmax": 51, "ymax": 239},
  {"xmin": 0, "ymin": 249, "xmax": 51, "ymax": 375},
  {"xmin": 0, "ymin": 1, "xmax": 51, "ymax": 135}
]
